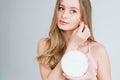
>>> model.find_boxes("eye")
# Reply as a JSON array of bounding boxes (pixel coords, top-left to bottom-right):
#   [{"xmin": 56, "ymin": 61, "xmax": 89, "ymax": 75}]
[
  {"xmin": 58, "ymin": 6, "xmax": 65, "ymax": 11},
  {"xmin": 70, "ymin": 10, "xmax": 77, "ymax": 14}
]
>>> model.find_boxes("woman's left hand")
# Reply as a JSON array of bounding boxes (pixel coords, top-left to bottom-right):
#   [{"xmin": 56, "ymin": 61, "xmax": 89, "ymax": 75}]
[{"xmin": 63, "ymin": 59, "xmax": 97, "ymax": 80}]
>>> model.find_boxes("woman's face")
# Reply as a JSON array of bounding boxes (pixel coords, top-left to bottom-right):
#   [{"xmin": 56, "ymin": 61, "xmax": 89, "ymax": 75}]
[{"xmin": 57, "ymin": 0, "xmax": 81, "ymax": 31}]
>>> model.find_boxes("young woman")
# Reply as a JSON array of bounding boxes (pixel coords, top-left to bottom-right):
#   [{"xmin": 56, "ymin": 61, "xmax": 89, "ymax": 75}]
[{"xmin": 37, "ymin": 0, "xmax": 111, "ymax": 80}]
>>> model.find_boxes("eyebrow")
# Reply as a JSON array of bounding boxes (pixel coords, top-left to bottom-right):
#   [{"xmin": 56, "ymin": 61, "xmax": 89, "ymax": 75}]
[{"xmin": 59, "ymin": 3, "xmax": 79, "ymax": 11}]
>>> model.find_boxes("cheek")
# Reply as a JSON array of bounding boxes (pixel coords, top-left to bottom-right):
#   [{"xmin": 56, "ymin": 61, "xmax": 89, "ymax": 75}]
[
  {"xmin": 71, "ymin": 17, "xmax": 80, "ymax": 27},
  {"xmin": 57, "ymin": 12, "xmax": 62, "ymax": 20}
]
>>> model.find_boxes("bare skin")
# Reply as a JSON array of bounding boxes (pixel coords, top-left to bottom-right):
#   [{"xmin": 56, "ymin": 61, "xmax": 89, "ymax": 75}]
[
  {"xmin": 38, "ymin": 0, "xmax": 111, "ymax": 79},
  {"xmin": 38, "ymin": 23, "xmax": 111, "ymax": 80}
]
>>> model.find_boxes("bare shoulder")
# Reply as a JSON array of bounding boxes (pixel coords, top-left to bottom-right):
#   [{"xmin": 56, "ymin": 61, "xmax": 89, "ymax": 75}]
[
  {"xmin": 90, "ymin": 42, "xmax": 107, "ymax": 54},
  {"xmin": 90, "ymin": 42, "xmax": 111, "ymax": 79},
  {"xmin": 38, "ymin": 38, "xmax": 48, "ymax": 47},
  {"xmin": 37, "ymin": 38, "xmax": 49, "ymax": 55},
  {"xmin": 90, "ymin": 41, "xmax": 109, "ymax": 62}
]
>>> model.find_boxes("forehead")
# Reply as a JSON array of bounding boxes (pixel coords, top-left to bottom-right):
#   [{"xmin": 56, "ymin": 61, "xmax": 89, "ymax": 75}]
[{"xmin": 60, "ymin": 0, "xmax": 80, "ymax": 8}]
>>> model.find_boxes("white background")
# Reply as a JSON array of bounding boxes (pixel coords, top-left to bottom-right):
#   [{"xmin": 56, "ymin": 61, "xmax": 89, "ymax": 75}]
[{"xmin": 0, "ymin": 0, "xmax": 120, "ymax": 80}]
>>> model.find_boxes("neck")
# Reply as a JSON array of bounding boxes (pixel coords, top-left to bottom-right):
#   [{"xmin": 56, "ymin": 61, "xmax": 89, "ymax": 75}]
[
  {"xmin": 62, "ymin": 30, "xmax": 90, "ymax": 47},
  {"xmin": 63, "ymin": 30, "xmax": 73, "ymax": 44}
]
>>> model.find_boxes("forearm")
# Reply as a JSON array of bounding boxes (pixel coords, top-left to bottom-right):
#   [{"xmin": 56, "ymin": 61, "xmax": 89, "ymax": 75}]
[
  {"xmin": 46, "ymin": 42, "xmax": 80, "ymax": 80},
  {"xmin": 47, "ymin": 61, "xmax": 65, "ymax": 80},
  {"xmin": 47, "ymin": 46, "xmax": 78, "ymax": 80}
]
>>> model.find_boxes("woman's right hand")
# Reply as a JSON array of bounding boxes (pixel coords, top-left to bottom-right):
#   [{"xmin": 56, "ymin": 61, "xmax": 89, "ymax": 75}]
[{"xmin": 68, "ymin": 22, "xmax": 90, "ymax": 49}]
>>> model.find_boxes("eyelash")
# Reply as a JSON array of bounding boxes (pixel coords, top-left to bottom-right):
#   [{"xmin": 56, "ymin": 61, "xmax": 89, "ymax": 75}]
[
  {"xmin": 71, "ymin": 10, "xmax": 77, "ymax": 13},
  {"xmin": 58, "ymin": 6, "xmax": 77, "ymax": 14},
  {"xmin": 58, "ymin": 6, "xmax": 64, "ymax": 11}
]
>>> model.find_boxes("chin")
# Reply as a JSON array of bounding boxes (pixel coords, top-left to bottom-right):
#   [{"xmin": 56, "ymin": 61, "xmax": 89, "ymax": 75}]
[
  {"xmin": 58, "ymin": 25, "xmax": 72, "ymax": 31},
  {"xmin": 59, "ymin": 26, "xmax": 77, "ymax": 32}
]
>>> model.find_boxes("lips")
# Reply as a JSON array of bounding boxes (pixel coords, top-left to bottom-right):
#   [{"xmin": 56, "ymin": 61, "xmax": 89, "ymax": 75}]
[{"xmin": 59, "ymin": 20, "xmax": 69, "ymax": 25}]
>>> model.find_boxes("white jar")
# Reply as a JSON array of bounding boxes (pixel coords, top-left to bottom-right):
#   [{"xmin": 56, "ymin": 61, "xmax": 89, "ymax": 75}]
[{"xmin": 61, "ymin": 50, "xmax": 88, "ymax": 78}]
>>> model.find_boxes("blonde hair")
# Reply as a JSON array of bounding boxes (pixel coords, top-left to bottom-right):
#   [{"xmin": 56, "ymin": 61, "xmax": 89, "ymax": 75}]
[{"xmin": 37, "ymin": 0, "xmax": 95, "ymax": 69}]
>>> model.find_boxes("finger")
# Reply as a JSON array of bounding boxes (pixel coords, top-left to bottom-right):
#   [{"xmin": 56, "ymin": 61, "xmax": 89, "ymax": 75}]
[
  {"xmin": 63, "ymin": 73, "xmax": 71, "ymax": 80},
  {"xmin": 82, "ymin": 25, "xmax": 90, "ymax": 39},
  {"xmin": 79, "ymin": 74, "xmax": 87, "ymax": 80},
  {"xmin": 82, "ymin": 25, "xmax": 85, "ymax": 32},
  {"xmin": 63, "ymin": 73, "xmax": 69, "ymax": 77},
  {"xmin": 76, "ymin": 22, "xmax": 85, "ymax": 38},
  {"xmin": 63, "ymin": 73, "xmax": 80, "ymax": 80},
  {"xmin": 78, "ymin": 22, "xmax": 85, "ymax": 33},
  {"xmin": 63, "ymin": 73, "xmax": 68, "ymax": 77},
  {"xmin": 84, "ymin": 25, "xmax": 90, "ymax": 36}
]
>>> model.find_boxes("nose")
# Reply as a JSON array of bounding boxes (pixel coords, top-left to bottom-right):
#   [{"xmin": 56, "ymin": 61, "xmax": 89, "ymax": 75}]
[{"xmin": 61, "ymin": 10, "xmax": 69, "ymax": 19}]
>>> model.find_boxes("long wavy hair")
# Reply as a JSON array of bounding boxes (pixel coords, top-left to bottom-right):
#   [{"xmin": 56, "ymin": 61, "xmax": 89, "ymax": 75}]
[{"xmin": 37, "ymin": 0, "xmax": 95, "ymax": 69}]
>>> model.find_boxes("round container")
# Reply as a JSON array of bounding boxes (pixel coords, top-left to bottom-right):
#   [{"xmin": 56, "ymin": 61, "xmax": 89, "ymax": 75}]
[{"xmin": 61, "ymin": 50, "xmax": 88, "ymax": 77}]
